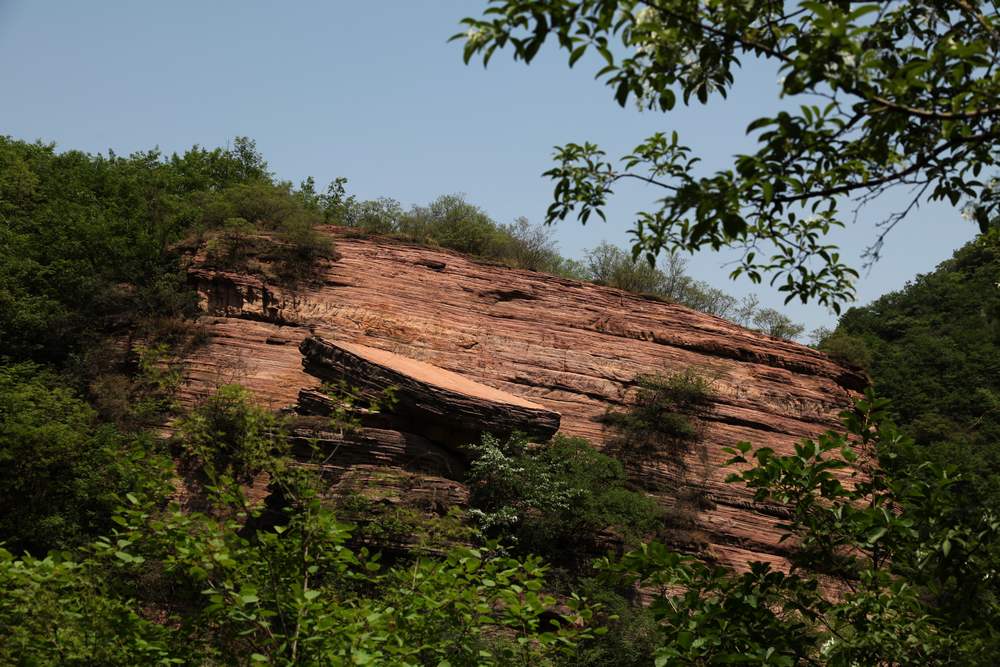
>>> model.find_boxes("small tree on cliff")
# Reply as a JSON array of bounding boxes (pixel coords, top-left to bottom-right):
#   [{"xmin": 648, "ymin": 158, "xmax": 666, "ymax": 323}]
[{"xmin": 455, "ymin": 1, "xmax": 1000, "ymax": 311}]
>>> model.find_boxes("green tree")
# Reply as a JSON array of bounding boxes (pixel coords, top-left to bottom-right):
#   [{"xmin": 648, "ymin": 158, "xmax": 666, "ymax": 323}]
[
  {"xmin": 0, "ymin": 135, "xmax": 333, "ymax": 363},
  {"xmin": 751, "ymin": 307, "xmax": 806, "ymax": 340},
  {"xmin": 824, "ymin": 233, "xmax": 1000, "ymax": 508},
  {"xmin": 456, "ymin": 1, "xmax": 1000, "ymax": 310},
  {"xmin": 0, "ymin": 549, "xmax": 173, "ymax": 666},
  {"xmin": 174, "ymin": 384, "xmax": 289, "ymax": 490},
  {"xmin": 0, "ymin": 364, "xmax": 168, "ymax": 555},
  {"xmin": 466, "ymin": 433, "xmax": 662, "ymax": 565}
]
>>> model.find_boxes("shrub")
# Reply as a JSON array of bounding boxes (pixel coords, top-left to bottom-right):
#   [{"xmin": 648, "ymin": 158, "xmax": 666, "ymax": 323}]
[
  {"xmin": 818, "ymin": 331, "xmax": 873, "ymax": 369},
  {"xmin": 585, "ymin": 242, "xmax": 667, "ymax": 294},
  {"xmin": 0, "ymin": 549, "xmax": 173, "ymax": 666},
  {"xmin": 342, "ymin": 196, "xmax": 404, "ymax": 234},
  {"xmin": 602, "ymin": 369, "xmax": 713, "ymax": 459},
  {"xmin": 272, "ymin": 215, "xmax": 336, "ymax": 282},
  {"xmin": 563, "ymin": 579, "xmax": 663, "ymax": 667},
  {"xmin": 466, "ymin": 433, "xmax": 662, "ymax": 565},
  {"xmin": 87, "ymin": 342, "xmax": 185, "ymax": 430},
  {"xmin": 397, "ymin": 194, "xmax": 506, "ymax": 257},
  {"xmin": 204, "ymin": 216, "xmax": 255, "ymax": 268},
  {"xmin": 751, "ymin": 307, "xmax": 806, "ymax": 340},
  {"xmin": 335, "ymin": 494, "xmax": 475, "ymax": 551},
  {"xmin": 340, "ymin": 193, "xmax": 587, "ymax": 275},
  {"xmin": 96, "ymin": 480, "xmax": 596, "ymax": 665},
  {"xmin": 0, "ymin": 363, "xmax": 169, "ymax": 555},
  {"xmin": 0, "ymin": 135, "xmax": 336, "ymax": 365},
  {"xmin": 173, "ymin": 384, "xmax": 287, "ymax": 487}
]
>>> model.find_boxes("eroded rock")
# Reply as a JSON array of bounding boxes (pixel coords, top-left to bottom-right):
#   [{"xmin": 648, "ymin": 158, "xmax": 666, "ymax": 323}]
[
  {"xmin": 299, "ymin": 336, "xmax": 561, "ymax": 453},
  {"xmin": 178, "ymin": 228, "xmax": 865, "ymax": 572}
]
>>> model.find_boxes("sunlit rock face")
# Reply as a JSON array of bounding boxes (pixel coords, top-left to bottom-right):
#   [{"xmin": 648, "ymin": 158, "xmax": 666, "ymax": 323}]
[{"xmin": 178, "ymin": 227, "xmax": 864, "ymax": 569}]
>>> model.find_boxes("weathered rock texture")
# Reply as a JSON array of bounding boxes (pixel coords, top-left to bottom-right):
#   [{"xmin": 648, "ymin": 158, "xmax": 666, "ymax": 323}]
[
  {"xmin": 180, "ymin": 228, "xmax": 865, "ymax": 572},
  {"xmin": 300, "ymin": 336, "xmax": 561, "ymax": 452}
]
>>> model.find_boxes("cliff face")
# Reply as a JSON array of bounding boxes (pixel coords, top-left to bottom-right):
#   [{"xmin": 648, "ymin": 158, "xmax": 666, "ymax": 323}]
[{"xmin": 179, "ymin": 227, "xmax": 864, "ymax": 570}]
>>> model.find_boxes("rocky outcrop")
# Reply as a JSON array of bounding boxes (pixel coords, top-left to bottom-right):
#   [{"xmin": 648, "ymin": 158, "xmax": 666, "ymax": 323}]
[
  {"xmin": 299, "ymin": 336, "xmax": 561, "ymax": 453},
  {"xmin": 179, "ymin": 227, "xmax": 865, "ymax": 572}
]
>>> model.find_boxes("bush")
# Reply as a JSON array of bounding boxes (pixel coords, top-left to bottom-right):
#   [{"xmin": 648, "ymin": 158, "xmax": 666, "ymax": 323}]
[
  {"xmin": 274, "ymin": 214, "xmax": 335, "ymax": 281},
  {"xmin": 204, "ymin": 216, "xmax": 255, "ymax": 269},
  {"xmin": 818, "ymin": 331, "xmax": 873, "ymax": 369},
  {"xmin": 563, "ymin": 579, "xmax": 663, "ymax": 667},
  {"xmin": 585, "ymin": 242, "xmax": 668, "ymax": 294},
  {"xmin": 339, "ymin": 193, "xmax": 588, "ymax": 276},
  {"xmin": 0, "ymin": 135, "xmax": 337, "ymax": 364},
  {"xmin": 602, "ymin": 369, "xmax": 713, "ymax": 459},
  {"xmin": 0, "ymin": 363, "xmax": 168, "ymax": 555},
  {"xmin": 94, "ymin": 479, "xmax": 596, "ymax": 665},
  {"xmin": 466, "ymin": 433, "xmax": 662, "ymax": 565},
  {"xmin": 0, "ymin": 550, "xmax": 173, "ymax": 666},
  {"xmin": 86, "ymin": 342, "xmax": 185, "ymax": 430},
  {"xmin": 751, "ymin": 307, "xmax": 806, "ymax": 340},
  {"xmin": 173, "ymin": 384, "xmax": 288, "ymax": 487}
]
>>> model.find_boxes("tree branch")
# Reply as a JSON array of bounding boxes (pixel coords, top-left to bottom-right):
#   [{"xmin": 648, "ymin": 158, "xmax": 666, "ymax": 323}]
[
  {"xmin": 770, "ymin": 129, "xmax": 998, "ymax": 204},
  {"xmin": 641, "ymin": 0, "xmax": 795, "ymax": 65}
]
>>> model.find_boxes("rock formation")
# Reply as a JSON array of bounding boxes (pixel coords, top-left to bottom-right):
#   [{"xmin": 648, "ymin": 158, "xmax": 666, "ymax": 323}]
[
  {"xmin": 178, "ymin": 227, "xmax": 865, "ymax": 572},
  {"xmin": 300, "ymin": 335, "xmax": 561, "ymax": 451}
]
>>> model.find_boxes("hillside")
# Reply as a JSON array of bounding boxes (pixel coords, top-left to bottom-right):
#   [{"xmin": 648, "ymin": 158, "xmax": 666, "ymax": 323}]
[
  {"xmin": 824, "ymin": 234, "xmax": 1000, "ymax": 505},
  {"xmin": 178, "ymin": 228, "xmax": 865, "ymax": 572},
  {"xmin": 5, "ymin": 136, "xmax": 996, "ymax": 665}
]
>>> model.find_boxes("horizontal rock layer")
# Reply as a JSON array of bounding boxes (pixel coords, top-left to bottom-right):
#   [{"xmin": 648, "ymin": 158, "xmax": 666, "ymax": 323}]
[
  {"xmin": 180, "ymin": 228, "xmax": 864, "ymax": 571},
  {"xmin": 299, "ymin": 335, "xmax": 561, "ymax": 453}
]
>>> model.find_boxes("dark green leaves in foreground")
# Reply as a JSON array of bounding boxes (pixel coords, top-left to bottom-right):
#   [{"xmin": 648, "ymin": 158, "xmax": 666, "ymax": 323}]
[
  {"xmin": 456, "ymin": 1, "xmax": 1000, "ymax": 310},
  {"xmin": 600, "ymin": 391, "xmax": 1000, "ymax": 666}
]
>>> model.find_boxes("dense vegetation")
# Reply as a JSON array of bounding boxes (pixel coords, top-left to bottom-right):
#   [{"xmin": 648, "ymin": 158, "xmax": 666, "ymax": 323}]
[
  {"xmin": 0, "ymin": 135, "xmax": 335, "ymax": 366},
  {"xmin": 820, "ymin": 232, "xmax": 1000, "ymax": 509}
]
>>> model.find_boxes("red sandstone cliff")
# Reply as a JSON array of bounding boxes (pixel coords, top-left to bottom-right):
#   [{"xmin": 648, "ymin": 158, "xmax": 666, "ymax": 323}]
[{"xmin": 177, "ymin": 227, "xmax": 865, "ymax": 571}]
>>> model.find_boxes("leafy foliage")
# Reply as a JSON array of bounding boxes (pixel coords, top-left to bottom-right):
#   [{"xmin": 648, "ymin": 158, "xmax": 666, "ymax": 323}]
[
  {"xmin": 563, "ymin": 578, "xmax": 663, "ymax": 667},
  {"xmin": 1, "ymin": 380, "xmax": 600, "ymax": 666},
  {"xmin": 602, "ymin": 369, "xmax": 713, "ymax": 458},
  {"xmin": 0, "ymin": 135, "xmax": 334, "ymax": 364},
  {"xmin": 467, "ymin": 433, "xmax": 662, "ymax": 563},
  {"xmin": 102, "ymin": 495, "xmax": 594, "ymax": 665},
  {"xmin": 602, "ymin": 391, "xmax": 1000, "ymax": 665},
  {"xmin": 0, "ymin": 364, "xmax": 169, "ymax": 556},
  {"xmin": 456, "ymin": 1, "xmax": 1000, "ymax": 310},
  {"xmin": 339, "ymin": 192, "xmax": 587, "ymax": 278},
  {"xmin": 173, "ymin": 384, "xmax": 291, "ymax": 498},
  {"xmin": 0, "ymin": 548, "xmax": 174, "ymax": 666},
  {"xmin": 825, "ymin": 232, "xmax": 1000, "ymax": 508}
]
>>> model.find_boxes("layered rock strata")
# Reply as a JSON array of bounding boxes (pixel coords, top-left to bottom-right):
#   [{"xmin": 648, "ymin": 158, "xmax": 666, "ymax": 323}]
[
  {"xmin": 179, "ymin": 228, "xmax": 865, "ymax": 571},
  {"xmin": 299, "ymin": 335, "xmax": 560, "ymax": 452}
]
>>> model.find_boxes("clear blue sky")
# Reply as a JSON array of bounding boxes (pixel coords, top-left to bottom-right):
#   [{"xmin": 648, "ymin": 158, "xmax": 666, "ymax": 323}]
[{"xmin": 0, "ymin": 1, "xmax": 978, "ymax": 334}]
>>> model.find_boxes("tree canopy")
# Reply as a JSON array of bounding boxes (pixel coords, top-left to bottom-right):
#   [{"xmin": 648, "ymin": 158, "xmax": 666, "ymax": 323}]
[
  {"xmin": 820, "ymin": 232, "xmax": 1000, "ymax": 507},
  {"xmin": 455, "ymin": 0, "xmax": 1000, "ymax": 311}
]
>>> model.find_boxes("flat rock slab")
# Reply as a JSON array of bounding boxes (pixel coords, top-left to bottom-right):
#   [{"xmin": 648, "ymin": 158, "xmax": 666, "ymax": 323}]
[{"xmin": 300, "ymin": 335, "xmax": 561, "ymax": 453}]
